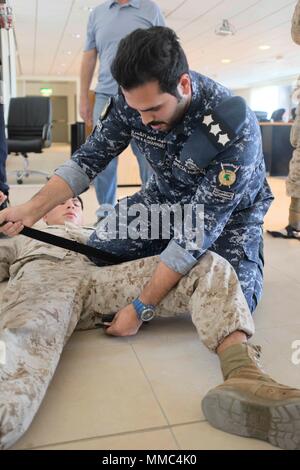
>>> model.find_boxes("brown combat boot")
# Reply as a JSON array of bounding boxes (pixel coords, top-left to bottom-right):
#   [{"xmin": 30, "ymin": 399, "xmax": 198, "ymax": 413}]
[{"xmin": 202, "ymin": 343, "xmax": 300, "ymax": 450}]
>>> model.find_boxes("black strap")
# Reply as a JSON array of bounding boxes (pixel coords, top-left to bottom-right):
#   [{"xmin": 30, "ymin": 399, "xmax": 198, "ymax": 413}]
[
  {"xmin": 18, "ymin": 226, "xmax": 130, "ymax": 265},
  {"xmin": 0, "ymin": 223, "xmax": 146, "ymax": 264}
]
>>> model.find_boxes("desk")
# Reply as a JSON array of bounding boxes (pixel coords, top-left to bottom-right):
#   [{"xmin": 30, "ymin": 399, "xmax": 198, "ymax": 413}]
[{"xmin": 260, "ymin": 123, "xmax": 294, "ymax": 176}]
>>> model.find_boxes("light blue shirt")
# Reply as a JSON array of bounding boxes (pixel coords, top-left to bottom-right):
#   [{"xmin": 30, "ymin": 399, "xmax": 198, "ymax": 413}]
[{"xmin": 84, "ymin": 0, "xmax": 165, "ymax": 95}]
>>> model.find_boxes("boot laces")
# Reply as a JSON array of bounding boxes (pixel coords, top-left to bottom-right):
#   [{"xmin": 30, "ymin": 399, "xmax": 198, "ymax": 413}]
[{"xmin": 249, "ymin": 344, "xmax": 264, "ymax": 371}]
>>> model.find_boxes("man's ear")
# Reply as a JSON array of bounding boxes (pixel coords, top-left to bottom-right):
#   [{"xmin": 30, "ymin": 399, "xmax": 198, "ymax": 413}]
[{"xmin": 177, "ymin": 73, "xmax": 191, "ymax": 97}]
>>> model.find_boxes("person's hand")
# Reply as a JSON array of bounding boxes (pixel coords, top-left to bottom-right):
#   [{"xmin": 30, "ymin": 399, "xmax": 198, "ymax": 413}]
[
  {"xmin": 105, "ymin": 303, "xmax": 142, "ymax": 337},
  {"xmin": 0, "ymin": 191, "xmax": 7, "ymax": 206},
  {"xmin": 79, "ymin": 96, "xmax": 93, "ymax": 127},
  {"xmin": 0, "ymin": 202, "xmax": 36, "ymax": 237}
]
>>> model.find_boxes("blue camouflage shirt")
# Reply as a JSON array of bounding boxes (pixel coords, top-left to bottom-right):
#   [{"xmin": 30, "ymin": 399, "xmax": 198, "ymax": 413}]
[{"xmin": 55, "ymin": 71, "xmax": 273, "ymax": 275}]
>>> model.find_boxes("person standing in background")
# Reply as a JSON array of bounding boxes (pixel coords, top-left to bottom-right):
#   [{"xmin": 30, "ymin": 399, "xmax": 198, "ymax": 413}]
[
  {"xmin": 286, "ymin": 1, "xmax": 300, "ymax": 237},
  {"xmin": 269, "ymin": 1, "xmax": 300, "ymax": 239},
  {"xmin": 80, "ymin": 0, "xmax": 165, "ymax": 222},
  {"xmin": 0, "ymin": 0, "xmax": 12, "ymax": 215}
]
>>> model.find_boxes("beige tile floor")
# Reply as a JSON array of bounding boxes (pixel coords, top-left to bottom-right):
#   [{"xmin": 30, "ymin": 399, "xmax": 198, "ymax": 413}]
[{"xmin": 1, "ymin": 145, "xmax": 300, "ymax": 450}]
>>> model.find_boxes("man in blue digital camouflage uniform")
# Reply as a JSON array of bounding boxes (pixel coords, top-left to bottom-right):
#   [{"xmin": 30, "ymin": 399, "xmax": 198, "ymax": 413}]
[{"xmin": 1, "ymin": 27, "xmax": 300, "ymax": 450}]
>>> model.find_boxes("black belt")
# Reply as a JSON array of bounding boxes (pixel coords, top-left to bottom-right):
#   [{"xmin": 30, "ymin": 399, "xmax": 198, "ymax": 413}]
[{"xmin": 0, "ymin": 224, "xmax": 131, "ymax": 265}]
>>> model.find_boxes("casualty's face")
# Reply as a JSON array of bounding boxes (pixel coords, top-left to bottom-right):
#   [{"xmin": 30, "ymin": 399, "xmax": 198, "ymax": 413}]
[
  {"xmin": 122, "ymin": 74, "xmax": 192, "ymax": 133},
  {"xmin": 43, "ymin": 198, "xmax": 83, "ymax": 226}
]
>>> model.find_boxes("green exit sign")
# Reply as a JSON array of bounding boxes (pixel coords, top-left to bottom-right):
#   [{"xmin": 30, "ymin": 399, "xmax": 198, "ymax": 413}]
[{"xmin": 40, "ymin": 88, "xmax": 53, "ymax": 97}]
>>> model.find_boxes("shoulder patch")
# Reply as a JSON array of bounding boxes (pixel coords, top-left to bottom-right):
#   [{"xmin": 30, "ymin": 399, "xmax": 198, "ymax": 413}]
[
  {"xmin": 100, "ymin": 97, "xmax": 112, "ymax": 121},
  {"xmin": 217, "ymin": 163, "xmax": 240, "ymax": 189},
  {"xmin": 213, "ymin": 96, "xmax": 247, "ymax": 138},
  {"xmin": 218, "ymin": 168, "xmax": 236, "ymax": 187},
  {"xmin": 212, "ymin": 162, "xmax": 240, "ymax": 202},
  {"xmin": 201, "ymin": 96, "xmax": 247, "ymax": 150},
  {"xmin": 180, "ymin": 124, "xmax": 220, "ymax": 168},
  {"xmin": 180, "ymin": 97, "xmax": 247, "ymax": 170}
]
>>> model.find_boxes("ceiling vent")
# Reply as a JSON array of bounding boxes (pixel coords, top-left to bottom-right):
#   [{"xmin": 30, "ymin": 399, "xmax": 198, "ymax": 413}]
[{"xmin": 215, "ymin": 19, "xmax": 236, "ymax": 37}]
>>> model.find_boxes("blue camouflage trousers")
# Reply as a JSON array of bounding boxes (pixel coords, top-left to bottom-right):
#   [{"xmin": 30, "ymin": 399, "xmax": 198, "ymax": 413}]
[{"xmin": 87, "ymin": 189, "xmax": 264, "ymax": 314}]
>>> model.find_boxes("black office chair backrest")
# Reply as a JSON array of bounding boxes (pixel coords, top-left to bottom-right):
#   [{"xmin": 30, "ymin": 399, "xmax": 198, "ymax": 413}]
[
  {"xmin": 254, "ymin": 111, "xmax": 269, "ymax": 122},
  {"xmin": 7, "ymin": 96, "xmax": 52, "ymax": 142},
  {"xmin": 271, "ymin": 108, "xmax": 286, "ymax": 122}
]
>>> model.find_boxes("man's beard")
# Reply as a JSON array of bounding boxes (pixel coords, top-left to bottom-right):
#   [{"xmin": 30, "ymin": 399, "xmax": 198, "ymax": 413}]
[
  {"xmin": 146, "ymin": 95, "xmax": 190, "ymax": 132},
  {"xmin": 170, "ymin": 95, "xmax": 190, "ymax": 128}
]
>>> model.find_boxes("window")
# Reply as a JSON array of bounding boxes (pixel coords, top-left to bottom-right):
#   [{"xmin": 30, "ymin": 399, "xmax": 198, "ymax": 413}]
[{"xmin": 250, "ymin": 86, "xmax": 279, "ymax": 119}]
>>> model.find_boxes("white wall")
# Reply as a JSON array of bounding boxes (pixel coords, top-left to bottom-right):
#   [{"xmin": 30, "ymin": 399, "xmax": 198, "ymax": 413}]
[
  {"xmin": 0, "ymin": 27, "xmax": 17, "ymax": 121},
  {"xmin": 232, "ymin": 88, "xmax": 251, "ymax": 105},
  {"xmin": 233, "ymin": 78, "xmax": 296, "ymax": 120},
  {"xmin": 278, "ymin": 85, "xmax": 293, "ymax": 119}
]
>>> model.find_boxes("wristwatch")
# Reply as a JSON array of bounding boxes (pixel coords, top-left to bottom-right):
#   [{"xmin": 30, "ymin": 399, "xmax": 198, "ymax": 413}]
[{"xmin": 132, "ymin": 298, "xmax": 155, "ymax": 322}]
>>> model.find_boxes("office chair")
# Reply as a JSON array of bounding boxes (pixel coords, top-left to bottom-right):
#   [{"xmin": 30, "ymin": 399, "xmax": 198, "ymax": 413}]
[
  {"xmin": 271, "ymin": 108, "xmax": 286, "ymax": 122},
  {"xmin": 7, "ymin": 96, "xmax": 52, "ymax": 184},
  {"xmin": 254, "ymin": 111, "xmax": 269, "ymax": 122}
]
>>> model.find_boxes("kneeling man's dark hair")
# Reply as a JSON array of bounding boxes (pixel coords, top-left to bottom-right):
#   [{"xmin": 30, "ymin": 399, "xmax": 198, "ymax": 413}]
[{"xmin": 111, "ymin": 27, "xmax": 189, "ymax": 98}]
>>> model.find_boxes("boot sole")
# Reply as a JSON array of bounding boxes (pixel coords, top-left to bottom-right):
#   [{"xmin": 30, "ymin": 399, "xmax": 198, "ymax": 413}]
[{"xmin": 202, "ymin": 388, "xmax": 300, "ymax": 450}]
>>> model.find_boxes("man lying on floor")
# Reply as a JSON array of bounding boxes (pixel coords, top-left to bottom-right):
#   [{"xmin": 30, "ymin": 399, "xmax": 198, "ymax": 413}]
[{"xmin": 1, "ymin": 190, "xmax": 300, "ymax": 450}]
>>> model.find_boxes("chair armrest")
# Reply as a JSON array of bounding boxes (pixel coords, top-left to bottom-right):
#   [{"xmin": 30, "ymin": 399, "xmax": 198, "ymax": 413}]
[{"xmin": 42, "ymin": 123, "xmax": 52, "ymax": 147}]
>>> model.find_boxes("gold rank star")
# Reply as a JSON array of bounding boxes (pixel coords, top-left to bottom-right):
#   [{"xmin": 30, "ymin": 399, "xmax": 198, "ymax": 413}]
[{"xmin": 218, "ymin": 133, "xmax": 230, "ymax": 146}]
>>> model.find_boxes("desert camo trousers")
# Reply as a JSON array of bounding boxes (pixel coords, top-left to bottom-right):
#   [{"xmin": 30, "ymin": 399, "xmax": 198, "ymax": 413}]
[
  {"xmin": 0, "ymin": 251, "xmax": 255, "ymax": 449},
  {"xmin": 287, "ymin": 90, "xmax": 300, "ymax": 198},
  {"xmin": 287, "ymin": 148, "xmax": 300, "ymax": 198}
]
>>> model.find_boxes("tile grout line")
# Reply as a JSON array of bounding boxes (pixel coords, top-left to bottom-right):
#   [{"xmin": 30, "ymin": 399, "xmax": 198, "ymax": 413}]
[
  {"xmin": 129, "ymin": 342, "xmax": 182, "ymax": 450},
  {"xmin": 25, "ymin": 420, "xmax": 205, "ymax": 450}
]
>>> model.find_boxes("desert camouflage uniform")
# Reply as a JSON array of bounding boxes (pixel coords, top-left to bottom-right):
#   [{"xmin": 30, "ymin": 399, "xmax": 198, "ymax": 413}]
[
  {"xmin": 287, "ymin": 82, "xmax": 300, "ymax": 199},
  {"xmin": 0, "ymin": 222, "xmax": 254, "ymax": 449},
  {"xmin": 287, "ymin": 1, "xmax": 300, "ymax": 228}
]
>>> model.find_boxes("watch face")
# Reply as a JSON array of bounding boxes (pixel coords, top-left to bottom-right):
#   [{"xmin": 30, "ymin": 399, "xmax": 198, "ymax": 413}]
[{"xmin": 141, "ymin": 308, "xmax": 155, "ymax": 322}]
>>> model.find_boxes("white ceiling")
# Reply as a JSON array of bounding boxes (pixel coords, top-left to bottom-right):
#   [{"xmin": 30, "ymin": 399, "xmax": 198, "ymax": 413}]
[{"xmin": 10, "ymin": 0, "xmax": 300, "ymax": 89}]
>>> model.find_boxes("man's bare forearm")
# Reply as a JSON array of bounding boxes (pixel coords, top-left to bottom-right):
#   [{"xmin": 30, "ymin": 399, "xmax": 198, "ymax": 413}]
[
  {"xmin": 80, "ymin": 50, "xmax": 97, "ymax": 98},
  {"xmin": 29, "ymin": 175, "xmax": 74, "ymax": 221},
  {"xmin": 139, "ymin": 261, "xmax": 183, "ymax": 306}
]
